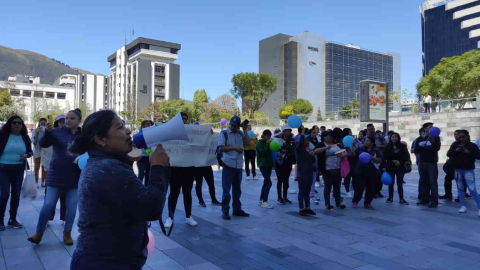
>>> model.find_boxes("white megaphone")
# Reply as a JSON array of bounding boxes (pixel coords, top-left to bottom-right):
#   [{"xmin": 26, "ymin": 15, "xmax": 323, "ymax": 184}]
[{"xmin": 133, "ymin": 112, "xmax": 189, "ymax": 149}]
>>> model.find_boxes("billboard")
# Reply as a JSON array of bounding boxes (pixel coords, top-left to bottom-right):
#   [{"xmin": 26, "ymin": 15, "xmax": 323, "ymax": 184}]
[{"xmin": 360, "ymin": 80, "xmax": 388, "ymax": 123}]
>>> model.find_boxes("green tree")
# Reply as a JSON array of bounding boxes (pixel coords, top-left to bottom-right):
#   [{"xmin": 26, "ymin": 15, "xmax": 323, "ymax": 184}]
[
  {"xmin": 230, "ymin": 72, "xmax": 277, "ymax": 118},
  {"xmin": 338, "ymin": 99, "xmax": 360, "ymax": 119},
  {"xmin": 0, "ymin": 105, "xmax": 25, "ymax": 122},
  {"xmin": 139, "ymin": 102, "xmax": 163, "ymax": 123},
  {"xmin": 316, "ymin": 108, "xmax": 323, "ymax": 121},
  {"xmin": 417, "ymin": 50, "xmax": 480, "ymax": 108},
  {"xmin": 0, "ymin": 90, "xmax": 12, "ymax": 107},
  {"xmin": 192, "ymin": 89, "xmax": 208, "ymax": 121},
  {"xmin": 278, "ymin": 99, "xmax": 313, "ymax": 120},
  {"xmin": 32, "ymin": 105, "xmax": 64, "ymax": 123},
  {"xmin": 159, "ymin": 99, "xmax": 195, "ymax": 123}
]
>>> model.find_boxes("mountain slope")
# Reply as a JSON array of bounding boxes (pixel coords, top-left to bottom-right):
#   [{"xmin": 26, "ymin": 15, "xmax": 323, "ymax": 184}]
[{"xmin": 0, "ymin": 45, "xmax": 94, "ymax": 84}]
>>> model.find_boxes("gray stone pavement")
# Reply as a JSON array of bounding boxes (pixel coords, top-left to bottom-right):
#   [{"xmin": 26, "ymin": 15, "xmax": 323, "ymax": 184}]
[{"xmin": 2, "ymin": 165, "xmax": 480, "ymax": 270}]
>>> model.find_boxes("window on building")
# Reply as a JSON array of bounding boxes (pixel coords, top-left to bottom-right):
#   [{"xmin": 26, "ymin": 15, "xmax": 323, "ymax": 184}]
[
  {"xmin": 22, "ymin": 90, "xmax": 32, "ymax": 97},
  {"xmin": 10, "ymin": 89, "xmax": 20, "ymax": 96},
  {"xmin": 46, "ymin": 92, "xmax": 55, "ymax": 99},
  {"xmin": 57, "ymin": 93, "xmax": 66, "ymax": 99},
  {"xmin": 155, "ymin": 65, "xmax": 165, "ymax": 73},
  {"xmin": 34, "ymin": 91, "xmax": 44, "ymax": 98}
]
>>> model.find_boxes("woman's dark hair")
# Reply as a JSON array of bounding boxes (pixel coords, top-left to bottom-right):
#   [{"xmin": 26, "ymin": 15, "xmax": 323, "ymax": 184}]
[
  {"xmin": 387, "ymin": 132, "xmax": 402, "ymax": 148},
  {"xmin": 364, "ymin": 136, "xmax": 376, "ymax": 148},
  {"xmin": 140, "ymin": 120, "xmax": 151, "ymax": 129},
  {"xmin": 341, "ymin": 128, "xmax": 351, "ymax": 139},
  {"xmin": 69, "ymin": 108, "xmax": 82, "ymax": 121},
  {"xmin": 261, "ymin": 129, "xmax": 272, "ymax": 138},
  {"xmin": 321, "ymin": 130, "xmax": 333, "ymax": 141},
  {"xmin": 458, "ymin": 129, "xmax": 471, "ymax": 143},
  {"xmin": 3, "ymin": 116, "xmax": 27, "ymax": 135},
  {"xmin": 332, "ymin": 127, "xmax": 342, "ymax": 143},
  {"xmin": 69, "ymin": 110, "xmax": 117, "ymax": 155},
  {"xmin": 39, "ymin": 118, "xmax": 47, "ymax": 123},
  {"xmin": 359, "ymin": 130, "xmax": 366, "ymax": 137}
]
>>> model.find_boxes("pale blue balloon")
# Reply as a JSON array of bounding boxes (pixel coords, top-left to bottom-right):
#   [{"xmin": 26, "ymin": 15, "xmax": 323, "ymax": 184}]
[
  {"xmin": 342, "ymin": 135, "xmax": 354, "ymax": 148},
  {"xmin": 287, "ymin": 115, "xmax": 302, "ymax": 129},
  {"xmin": 247, "ymin": 130, "xmax": 255, "ymax": 139},
  {"xmin": 78, "ymin": 153, "xmax": 89, "ymax": 170}
]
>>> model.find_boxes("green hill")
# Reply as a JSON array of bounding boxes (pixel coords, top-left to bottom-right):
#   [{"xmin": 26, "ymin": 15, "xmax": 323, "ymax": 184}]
[{"xmin": 0, "ymin": 45, "xmax": 93, "ymax": 84}]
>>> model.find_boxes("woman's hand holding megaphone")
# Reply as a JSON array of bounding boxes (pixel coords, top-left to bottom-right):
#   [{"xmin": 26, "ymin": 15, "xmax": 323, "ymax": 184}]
[{"xmin": 150, "ymin": 144, "xmax": 170, "ymax": 167}]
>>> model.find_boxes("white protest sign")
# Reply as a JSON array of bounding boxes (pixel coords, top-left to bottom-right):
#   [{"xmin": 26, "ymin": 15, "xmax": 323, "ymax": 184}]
[{"xmin": 204, "ymin": 134, "xmax": 219, "ymax": 166}]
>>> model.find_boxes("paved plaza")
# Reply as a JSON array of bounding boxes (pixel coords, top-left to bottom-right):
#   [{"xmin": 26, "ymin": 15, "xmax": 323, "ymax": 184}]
[{"xmin": 2, "ymin": 165, "xmax": 480, "ymax": 270}]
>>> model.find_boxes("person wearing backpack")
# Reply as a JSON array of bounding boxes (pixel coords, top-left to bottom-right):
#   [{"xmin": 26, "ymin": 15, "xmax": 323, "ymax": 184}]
[{"xmin": 217, "ymin": 116, "xmax": 251, "ymax": 220}]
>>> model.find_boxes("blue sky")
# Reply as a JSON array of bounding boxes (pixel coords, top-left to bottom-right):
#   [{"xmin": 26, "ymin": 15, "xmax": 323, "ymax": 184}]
[{"xmin": 2, "ymin": 0, "xmax": 426, "ymax": 102}]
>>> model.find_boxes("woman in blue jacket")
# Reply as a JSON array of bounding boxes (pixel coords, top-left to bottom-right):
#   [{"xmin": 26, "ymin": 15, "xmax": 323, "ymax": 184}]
[
  {"xmin": 0, "ymin": 116, "xmax": 33, "ymax": 230},
  {"xmin": 68, "ymin": 110, "xmax": 169, "ymax": 270},
  {"xmin": 28, "ymin": 109, "xmax": 83, "ymax": 246}
]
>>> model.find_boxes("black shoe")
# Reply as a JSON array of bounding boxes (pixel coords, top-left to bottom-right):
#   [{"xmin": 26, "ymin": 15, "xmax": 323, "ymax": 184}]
[
  {"xmin": 400, "ymin": 199, "xmax": 409, "ymax": 205},
  {"xmin": 374, "ymin": 194, "xmax": 379, "ymax": 199},
  {"xmin": 377, "ymin": 193, "xmax": 384, "ymax": 198},
  {"xmin": 386, "ymin": 197, "xmax": 393, "ymax": 203},
  {"xmin": 402, "ymin": 180, "xmax": 406, "ymax": 184},
  {"xmin": 299, "ymin": 210, "xmax": 308, "ymax": 216},
  {"xmin": 304, "ymin": 208, "xmax": 316, "ymax": 215},
  {"xmin": 326, "ymin": 205, "xmax": 334, "ymax": 210},
  {"xmin": 212, "ymin": 200, "xmax": 222, "ymax": 205},
  {"xmin": 277, "ymin": 198, "xmax": 286, "ymax": 205},
  {"xmin": 314, "ymin": 190, "xmax": 318, "ymax": 194},
  {"xmin": 222, "ymin": 213, "xmax": 231, "ymax": 220},
  {"xmin": 466, "ymin": 193, "xmax": 472, "ymax": 198},
  {"xmin": 295, "ymin": 178, "xmax": 298, "ymax": 181},
  {"xmin": 416, "ymin": 201, "xmax": 429, "ymax": 205},
  {"xmin": 439, "ymin": 194, "xmax": 452, "ymax": 200},
  {"xmin": 0, "ymin": 221, "xmax": 5, "ymax": 231},
  {"xmin": 199, "ymin": 201, "xmax": 207, "ymax": 207},
  {"xmin": 284, "ymin": 198, "xmax": 292, "ymax": 204},
  {"xmin": 455, "ymin": 198, "xmax": 460, "ymax": 202},
  {"xmin": 233, "ymin": 210, "xmax": 250, "ymax": 217},
  {"xmin": 428, "ymin": 204, "xmax": 438, "ymax": 208},
  {"xmin": 337, "ymin": 205, "xmax": 347, "ymax": 210},
  {"xmin": 8, "ymin": 219, "xmax": 22, "ymax": 229}
]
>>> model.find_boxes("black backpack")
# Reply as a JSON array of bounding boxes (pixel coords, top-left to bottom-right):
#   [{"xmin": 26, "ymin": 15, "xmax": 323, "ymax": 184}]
[{"xmin": 216, "ymin": 130, "xmax": 228, "ymax": 167}]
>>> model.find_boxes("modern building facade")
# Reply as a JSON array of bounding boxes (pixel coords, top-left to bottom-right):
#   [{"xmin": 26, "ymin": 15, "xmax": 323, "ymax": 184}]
[
  {"xmin": 107, "ymin": 37, "xmax": 181, "ymax": 115},
  {"xmin": 56, "ymin": 73, "xmax": 108, "ymax": 111},
  {"xmin": 259, "ymin": 32, "xmax": 400, "ymax": 121},
  {"xmin": 8, "ymin": 74, "xmax": 41, "ymax": 84},
  {"xmin": 0, "ymin": 81, "xmax": 75, "ymax": 124},
  {"xmin": 421, "ymin": 0, "xmax": 480, "ymax": 76}
]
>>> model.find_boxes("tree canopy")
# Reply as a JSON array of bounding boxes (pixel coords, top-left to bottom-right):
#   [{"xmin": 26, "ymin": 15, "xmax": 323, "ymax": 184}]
[
  {"xmin": 338, "ymin": 98, "xmax": 360, "ymax": 118},
  {"xmin": 278, "ymin": 99, "xmax": 313, "ymax": 120},
  {"xmin": 192, "ymin": 89, "xmax": 208, "ymax": 121},
  {"xmin": 230, "ymin": 72, "xmax": 276, "ymax": 118},
  {"xmin": 159, "ymin": 99, "xmax": 195, "ymax": 123},
  {"xmin": 417, "ymin": 50, "xmax": 480, "ymax": 99}
]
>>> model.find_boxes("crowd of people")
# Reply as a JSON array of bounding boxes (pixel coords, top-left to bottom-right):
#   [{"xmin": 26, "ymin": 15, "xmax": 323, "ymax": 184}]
[{"xmin": 0, "ymin": 111, "xmax": 479, "ymax": 269}]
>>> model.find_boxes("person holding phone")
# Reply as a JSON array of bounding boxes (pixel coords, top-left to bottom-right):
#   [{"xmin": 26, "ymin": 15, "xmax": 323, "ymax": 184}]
[
  {"xmin": 32, "ymin": 118, "xmax": 47, "ymax": 187},
  {"xmin": 0, "ymin": 116, "xmax": 33, "ymax": 230}
]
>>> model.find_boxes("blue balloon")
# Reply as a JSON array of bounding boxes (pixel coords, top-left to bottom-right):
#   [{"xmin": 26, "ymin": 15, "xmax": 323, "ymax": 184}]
[
  {"xmin": 342, "ymin": 135, "xmax": 354, "ymax": 147},
  {"xmin": 247, "ymin": 130, "xmax": 255, "ymax": 139},
  {"xmin": 381, "ymin": 172, "xmax": 393, "ymax": 185},
  {"xmin": 287, "ymin": 115, "xmax": 302, "ymax": 129},
  {"xmin": 429, "ymin": 126, "xmax": 441, "ymax": 137},
  {"xmin": 78, "ymin": 153, "xmax": 89, "ymax": 170},
  {"xmin": 272, "ymin": 151, "xmax": 278, "ymax": 162},
  {"xmin": 359, "ymin": 152, "xmax": 371, "ymax": 164}
]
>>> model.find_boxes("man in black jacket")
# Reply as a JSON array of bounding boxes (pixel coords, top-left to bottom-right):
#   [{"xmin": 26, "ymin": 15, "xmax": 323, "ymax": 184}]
[{"xmin": 414, "ymin": 122, "xmax": 441, "ymax": 208}]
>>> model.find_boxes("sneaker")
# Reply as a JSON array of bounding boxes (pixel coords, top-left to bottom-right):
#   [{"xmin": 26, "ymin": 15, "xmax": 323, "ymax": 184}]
[
  {"xmin": 247, "ymin": 175, "xmax": 251, "ymax": 180},
  {"xmin": 186, "ymin": 217, "xmax": 198, "ymax": 226},
  {"xmin": 232, "ymin": 210, "xmax": 250, "ymax": 217},
  {"xmin": 346, "ymin": 191, "xmax": 353, "ymax": 198},
  {"xmin": 310, "ymin": 197, "xmax": 320, "ymax": 205},
  {"xmin": 455, "ymin": 198, "xmax": 460, "ymax": 202},
  {"xmin": 352, "ymin": 202, "xmax": 358, "ymax": 208},
  {"xmin": 277, "ymin": 198, "xmax": 286, "ymax": 205},
  {"xmin": 222, "ymin": 213, "xmax": 231, "ymax": 220},
  {"xmin": 299, "ymin": 209, "xmax": 308, "ymax": 216},
  {"xmin": 337, "ymin": 205, "xmax": 347, "ymax": 210},
  {"xmin": 259, "ymin": 200, "xmax": 263, "ymax": 206},
  {"xmin": 364, "ymin": 204, "xmax": 376, "ymax": 210},
  {"xmin": 386, "ymin": 197, "xmax": 393, "ymax": 203},
  {"xmin": 212, "ymin": 200, "xmax": 222, "ymax": 205},
  {"xmin": 8, "ymin": 219, "xmax": 22, "ymax": 229},
  {"xmin": 284, "ymin": 198, "xmax": 292, "ymax": 204},
  {"xmin": 253, "ymin": 176, "xmax": 258, "ymax": 181},
  {"xmin": 199, "ymin": 201, "xmax": 207, "ymax": 207},
  {"xmin": 377, "ymin": 193, "xmax": 384, "ymax": 198},
  {"xmin": 261, "ymin": 202, "xmax": 274, "ymax": 209},
  {"xmin": 288, "ymin": 188, "xmax": 296, "ymax": 194},
  {"xmin": 304, "ymin": 208, "xmax": 316, "ymax": 215},
  {"xmin": 164, "ymin": 217, "xmax": 173, "ymax": 228},
  {"xmin": 315, "ymin": 182, "xmax": 321, "ymax": 188},
  {"xmin": 326, "ymin": 205, "xmax": 334, "ymax": 210},
  {"xmin": 439, "ymin": 194, "xmax": 452, "ymax": 200},
  {"xmin": 400, "ymin": 199, "xmax": 409, "ymax": 205},
  {"xmin": 459, "ymin": 206, "xmax": 467, "ymax": 213},
  {"xmin": 466, "ymin": 193, "xmax": 472, "ymax": 198}
]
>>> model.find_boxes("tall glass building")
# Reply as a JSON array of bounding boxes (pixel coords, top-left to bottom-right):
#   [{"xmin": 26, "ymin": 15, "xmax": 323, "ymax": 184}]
[
  {"xmin": 259, "ymin": 32, "xmax": 400, "ymax": 121},
  {"xmin": 421, "ymin": 0, "xmax": 480, "ymax": 76}
]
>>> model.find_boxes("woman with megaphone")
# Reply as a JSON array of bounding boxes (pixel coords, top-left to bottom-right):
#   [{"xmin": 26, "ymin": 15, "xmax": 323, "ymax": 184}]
[{"xmin": 65, "ymin": 110, "xmax": 169, "ymax": 270}]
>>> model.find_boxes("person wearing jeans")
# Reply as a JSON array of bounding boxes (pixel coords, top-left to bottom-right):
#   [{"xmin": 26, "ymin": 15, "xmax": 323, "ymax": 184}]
[
  {"xmin": 244, "ymin": 125, "xmax": 257, "ymax": 180},
  {"xmin": 414, "ymin": 122, "xmax": 441, "ymax": 208},
  {"xmin": 32, "ymin": 118, "xmax": 47, "ymax": 187},
  {"xmin": 423, "ymin": 93, "xmax": 432, "ymax": 113},
  {"xmin": 0, "ymin": 116, "xmax": 33, "ymax": 230},
  {"xmin": 28, "ymin": 109, "xmax": 82, "ymax": 246},
  {"xmin": 257, "ymin": 129, "xmax": 274, "ymax": 209},
  {"xmin": 218, "ymin": 116, "xmax": 251, "ymax": 220},
  {"xmin": 447, "ymin": 129, "xmax": 480, "ymax": 216}
]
